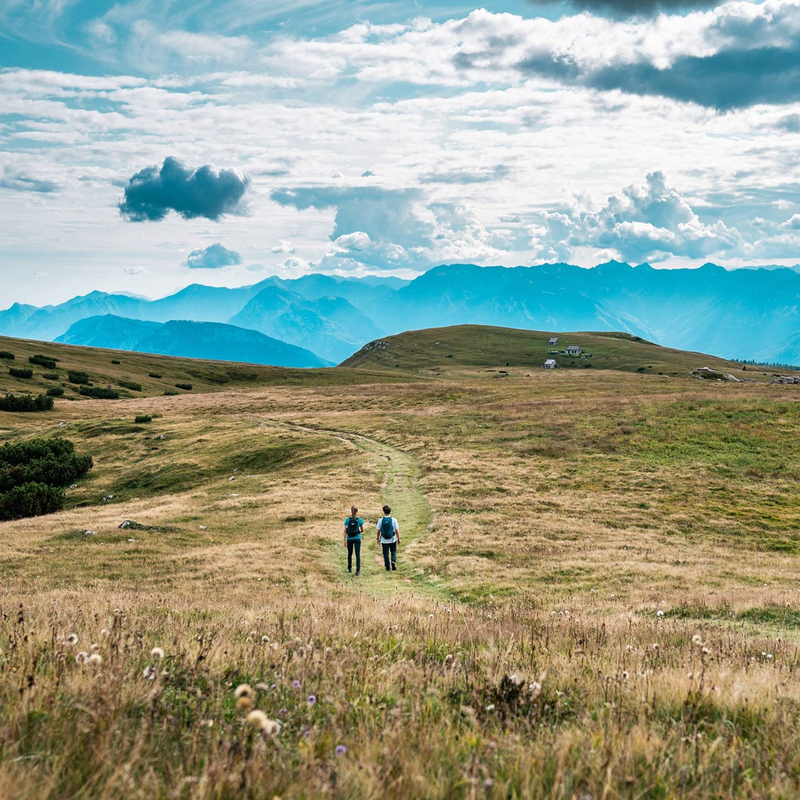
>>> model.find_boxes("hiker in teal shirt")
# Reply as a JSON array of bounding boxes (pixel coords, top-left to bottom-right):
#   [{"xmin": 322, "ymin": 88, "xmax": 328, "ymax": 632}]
[{"xmin": 343, "ymin": 505, "xmax": 364, "ymax": 576}]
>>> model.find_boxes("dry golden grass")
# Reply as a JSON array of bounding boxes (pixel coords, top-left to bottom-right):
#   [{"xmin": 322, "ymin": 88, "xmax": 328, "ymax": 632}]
[{"xmin": 2, "ymin": 360, "xmax": 800, "ymax": 798}]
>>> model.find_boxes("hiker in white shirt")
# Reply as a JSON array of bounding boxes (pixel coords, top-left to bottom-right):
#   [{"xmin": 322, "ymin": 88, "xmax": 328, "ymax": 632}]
[{"xmin": 376, "ymin": 504, "xmax": 400, "ymax": 571}]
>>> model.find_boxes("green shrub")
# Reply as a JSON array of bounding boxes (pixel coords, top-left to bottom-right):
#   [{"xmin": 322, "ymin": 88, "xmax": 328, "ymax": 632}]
[
  {"xmin": 79, "ymin": 386, "xmax": 119, "ymax": 399},
  {"xmin": 134, "ymin": 414, "xmax": 152, "ymax": 424},
  {"xmin": 0, "ymin": 394, "xmax": 54, "ymax": 412},
  {"xmin": 0, "ymin": 482, "xmax": 64, "ymax": 521},
  {"xmin": 0, "ymin": 438, "xmax": 92, "ymax": 521},
  {"xmin": 175, "ymin": 383, "xmax": 193, "ymax": 391},
  {"xmin": 118, "ymin": 379, "xmax": 142, "ymax": 392},
  {"xmin": 42, "ymin": 373, "xmax": 59, "ymax": 380},
  {"xmin": 111, "ymin": 359, "xmax": 121, "ymax": 365},
  {"xmin": 0, "ymin": 351, "xmax": 14, "ymax": 360},
  {"xmin": 148, "ymin": 373, "xmax": 162, "ymax": 379},
  {"xmin": 163, "ymin": 390, "xmax": 179, "ymax": 396},
  {"xmin": 68, "ymin": 370, "xmax": 90, "ymax": 385},
  {"xmin": 9, "ymin": 367, "xmax": 32, "ymax": 379},
  {"xmin": 0, "ymin": 438, "xmax": 93, "ymax": 493},
  {"xmin": 46, "ymin": 387, "xmax": 64, "ymax": 397},
  {"xmin": 29, "ymin": 355, "xmax": 57, "ymax": 369}
]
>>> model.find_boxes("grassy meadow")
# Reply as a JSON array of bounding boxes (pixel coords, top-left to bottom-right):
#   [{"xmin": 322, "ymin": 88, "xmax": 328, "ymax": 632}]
[{"xmin": 2, "ymin": 328, "xmax": 800, "ymax": 798}]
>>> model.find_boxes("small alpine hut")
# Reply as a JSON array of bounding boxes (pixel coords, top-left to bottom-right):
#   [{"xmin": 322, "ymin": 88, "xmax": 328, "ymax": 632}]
[
  {"xmin": 566, "ymin": 345, "xmax": 581, "ymax": 355},
  {"xmin": 543, "ymin": 359, "xmax": 558, "ymax": 369},
  {"xmin": 548, "ymin": 337, "xmax": 559, "ymax": 346}
]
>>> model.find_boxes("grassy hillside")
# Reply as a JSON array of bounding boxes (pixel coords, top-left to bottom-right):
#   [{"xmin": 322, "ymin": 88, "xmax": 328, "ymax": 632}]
[
  {"xmin": 3, "ymin": 329, "xmax": 800, "ymax": 797},
  {"xmin": 341, "ymin": 324, "xmax": 790, "ymax": 380},
  {"xmin": 0, "ymin": 334, "xmax": 408, "ymax": 401}
]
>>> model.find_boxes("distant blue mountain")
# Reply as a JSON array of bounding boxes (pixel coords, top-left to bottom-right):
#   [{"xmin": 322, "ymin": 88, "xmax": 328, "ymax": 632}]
[
  {"xmin": 5, "ymin": 263, "xmax": 800, "ymax": 362},
  {"xmin": 229, "ymin": 286, "xmax": 383, "ymax": 364},
  {"xmin": 56, "ymin": 315, "xmax": 330, "ymax": 368}
]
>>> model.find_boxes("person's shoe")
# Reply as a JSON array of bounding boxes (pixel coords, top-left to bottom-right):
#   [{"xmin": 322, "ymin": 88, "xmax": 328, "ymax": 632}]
[
  {"xmin": 355, "ymin": 570, "xmax": 360, "ymax": 576},
  {"xmin": 347, "ymin": 568, "xmax": 351, "ymax": 573},
  {"xmin": 391, "ymin": 562, "xmax": 397, "ymax": 571},
  {"xmin": 385, "ymin": 567, "xmax": 391, "ymax": 571}
]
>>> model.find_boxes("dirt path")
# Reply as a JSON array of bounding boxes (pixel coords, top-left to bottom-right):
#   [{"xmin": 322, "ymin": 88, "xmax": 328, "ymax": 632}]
[{"xmin": 260, "ymin": 418, "xmax": 440, "ymax": 598}]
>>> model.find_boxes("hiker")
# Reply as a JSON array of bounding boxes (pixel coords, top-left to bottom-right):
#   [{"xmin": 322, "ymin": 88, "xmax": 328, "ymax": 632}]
[
  {"xmin": 376, "ymin": 504, "xmax": 400, "ymax": 572},
  {"xmin": 343, "ymin": 505, "xmax": 364, "ymax": 575}
]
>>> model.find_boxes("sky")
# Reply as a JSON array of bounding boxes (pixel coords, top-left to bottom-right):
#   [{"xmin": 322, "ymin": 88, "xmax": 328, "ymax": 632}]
[{"xmin": 3, "ymin": 0, "xmax": 800, "ymax": 304}]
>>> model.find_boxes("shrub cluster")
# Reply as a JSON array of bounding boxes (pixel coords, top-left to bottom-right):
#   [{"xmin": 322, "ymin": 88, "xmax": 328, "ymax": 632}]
[
  {"xmin": 163, "ymin": 390, "xmax": 179, "ymax": 396},
  {"xmin": 0, "ymin": 351, "xmax": 14, "ymax": 360},
  {"xmin": 175, "ymin": 383, "xmax": 193, "ymax": 391},
  {"xmin": 134, "ymin": 415, "xmax": 152, "ymax": 423},
  {"xmin": 29, "ymin": 355, "xmax": 57, "ymax": 369},
  {"xmin": 9, "ymin": 367, "xmax": 33, "ymax": 379},
  {"xmin": 46, "ymin": 387, "xmax": 65, "ymax": 397},
  {"xmin": 42, "ymin": 373, "xmax": 60, "ymax": 380},
  {"xmin": 111, "ymin": 359, "xmax": 121, "ymax": 365},
  {"xmin": 68, "ymin": 370, "xmax": 90, "ymax": 385},
  {"xmin": 79, "ymin": 386, "xmax": 119, "ymax": 399},
  {"xmin": 0, "ymin": 438, "xmax": 92, "ymax": 521},
  {"xmin": 118, "ymin": 379, "xmax": 142, "ymax": 392},
  {"xmin": 148, "ymin": 373, "xmax": 162, "ymax": 379},
  {"xmin": 0, "ymin": 394, "xmax": 54, "ymax": 412}
]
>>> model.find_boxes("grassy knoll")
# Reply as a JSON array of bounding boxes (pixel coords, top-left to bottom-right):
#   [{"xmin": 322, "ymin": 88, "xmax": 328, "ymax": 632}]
[
  {"xmin": 342, "ymin": 324, "xmax": 792, "ymax": 381},
  {"xmin": 2, "ymin": 334, "xmax": 800, "ymax": 798},
  {"xmin": 0, "ymin": 334, "xmax": 408, "ymax": 402}
]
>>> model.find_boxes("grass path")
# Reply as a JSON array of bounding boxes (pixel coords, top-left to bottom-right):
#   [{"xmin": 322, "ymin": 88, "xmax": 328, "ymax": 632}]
[{"xmin": 262, "ymin": 418, "xmax": 444, "ymax": 599}]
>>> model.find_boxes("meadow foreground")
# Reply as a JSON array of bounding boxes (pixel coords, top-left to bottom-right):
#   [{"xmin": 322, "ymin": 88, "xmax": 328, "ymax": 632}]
[{"xmin": 1, "ymin": 360, "xmax": 800, "ymax": 799}]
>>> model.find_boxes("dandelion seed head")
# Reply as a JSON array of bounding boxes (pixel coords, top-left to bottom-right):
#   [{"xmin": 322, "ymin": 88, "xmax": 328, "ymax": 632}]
[
  {"xmin": 261, "ymin": 635, "xmax": 269, "ymax": 643},
  {"xmin": 100, "ymin": 628, "xmax": 111, "ymax": 638},
  {"xmin": 75, "ymin": 651, "xmax": 88, "ymax": 664},
  {"xmin": 246, "ymin": 710, "xmax": 268, "ymax": 730},
  {"xmin": 656, "ymin": 610, "xmax": 664, "ymax": 618},
  {"xmin": 622, "ymin": 671, "xmax": 629, "ymax": 680},
  {"xmin": 652, "ymin": 643, "xmax": 659, "ymax": 650},
  {"xmin": 237, "ymin": 696, "xmax": 252, "ymax": 711},
  {"xmin": 702, "ymin": 647, "xmax": 711, "ymax": 655},
  {"xmin": 90, "ymin": 643, "xmax": 100, "ymax": 653},
  {"xmin": 66, "ymin": 633, "xmax": 78, "ymax": 646},
  {"xmin": 528, "ymin": 681, "xmax": 542, "ymax": 695},
  {"xmin": 234, "ymin": 683, "xmax": 254, "ymax": 699},
  {"xmin": 692, "ymin": 634, "xmax": 703, "ymax": 645},
  {"xmin": 151, "ymin": 647, "xmax": 165, "ymax": 659},
  {"xmin": 88, "ymin": 653, "xmax": 102, "ymax": 666}
]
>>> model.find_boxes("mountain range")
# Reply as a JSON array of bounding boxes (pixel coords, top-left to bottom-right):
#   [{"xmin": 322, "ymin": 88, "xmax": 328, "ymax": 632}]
[{"xmin": 3, "ymin": 262, "xmax": 800, "ymax": 365}]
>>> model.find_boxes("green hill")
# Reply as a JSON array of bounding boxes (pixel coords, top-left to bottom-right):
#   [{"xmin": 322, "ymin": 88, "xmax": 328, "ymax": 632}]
[
  {"xmin": 0, "ymin": 334, "xmax": 406, "ymax": 402},
  {"xmin": 341, "ymin": 324, "xmax": 790, "ymax": 380}
]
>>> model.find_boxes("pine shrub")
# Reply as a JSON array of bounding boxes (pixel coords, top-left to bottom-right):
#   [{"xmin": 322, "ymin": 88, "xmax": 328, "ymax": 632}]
[
  {"xmin": 118, "ymin": 379, "xmax": 142, "ymax": 392},
  {"xmin": 68, "ymin": 370, "xmax": 90, "ymax": 385},
  {"xmin": 175, "ymin": 383, "xmax": 193, "ymax": 391},
  {"xmin": 0, "ymin": 351, "xmax": 14, "ymax": 360},
  {"xmin": 0, "ymin": 394, "xmax": 54, "ymax": 412},
  {"xmin": 148, "ymin": 373, "xmax": 162, "ymax": 379},
  {"xmin": 9, "ymin": 367, "xmax": 33, "ymax": 379},
  {"xmin": 46, "ymin": 387, "xmax": 64, "ymax": 397},
  {"xmin": 29, "ymin": 355, "xmax": 57, "ymax": 370},
  {"xmin": 79, "ymin": 386, "xmax": 119, "ymax": 399}
]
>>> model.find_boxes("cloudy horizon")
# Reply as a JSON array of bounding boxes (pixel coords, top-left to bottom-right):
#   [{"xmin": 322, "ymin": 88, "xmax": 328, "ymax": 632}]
[{"xmin": 4, "ymin": 0, "xmax": 800, "ymax": 306}]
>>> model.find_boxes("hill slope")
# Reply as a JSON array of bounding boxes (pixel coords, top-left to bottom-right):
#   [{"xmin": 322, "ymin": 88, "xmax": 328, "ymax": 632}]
[{"xmin": 341, "ymin": 324, "xmax": 784, "ymax": 380}]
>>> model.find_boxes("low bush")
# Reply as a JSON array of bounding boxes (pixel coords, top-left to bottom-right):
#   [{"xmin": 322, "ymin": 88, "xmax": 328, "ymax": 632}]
[
  {"xmin": 79, "ymin": 386, "xmax": 119, "ymax": 399},
  {"xmin": 163, "ymin": 390, "xmax": 179, "ymax": 396},
  {"xmin": 29, "ymin": 355, "xmax": 57, "ymax": 370},
  {"xmin": 9, "ymin": 367, "xmax": 32, "ymax": 379},
  {"xmin": 46, "ymin": 387, "xmax": 64, "ymax": 397},
  {"xmin": 118, "ymin": 379, "xmax": 142, "ymax": 392},
  {"xmin": 0, "ymin": 482, "xmax": 64, "ymax": 521},
  {"xmin": 0, "ymin": 351, "xmax": 14, "ymax": 360},
  {"xmin": 175, "ymin": 383, "xmax": 193, "ymax": 391},
  {"xmin": 0, "ymin": 394, "xmax": 53, "ymax": 412},
  {"xmin": 42, "ymin": 373, "xmax": 59, "ymax": 380},
  {"xmin": 68, "ymin": 370, "xmax": 90, "ymax": 385},
  {"xmin": 0, "ymin": 438, "xmax": 92, "ymax": 520},
  {"xmin": 134, "ymin": 414, "xmax": 152, "ymax": 423},
  {"xmin": 148, "ymin": 373, "xmax": 162, "ymax": 379},
  {"xmin": 111, "ymin": 359, "xmax": 121, "ymax": 365}
]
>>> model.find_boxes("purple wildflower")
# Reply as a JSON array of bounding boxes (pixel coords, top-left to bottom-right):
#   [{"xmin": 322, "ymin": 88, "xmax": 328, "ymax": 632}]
[
  {"xmin": 279, "ymin": 708, "xmax": 287, "ymax": 716},
  {"xmin": 292, "ymin": 679, "xmax": 301, "ymax": 689},
  {"xmin": 307, "ymin": 695, "xmax": 317, "ymax": 705},
  {"xmin": 335, "ymin": 744, "xmax": 347, "ymax": 756}
]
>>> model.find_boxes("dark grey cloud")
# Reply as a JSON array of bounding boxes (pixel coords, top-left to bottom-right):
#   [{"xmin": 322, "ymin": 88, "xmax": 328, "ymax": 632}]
[
  {"xmin": 119, "ymin": 156, "xmax": 249, "ymax": 222},
  {"xmin": 0, "ymin": 170, "xmax": 59, "ymax": 193},
  {"xmin": 528, "ymin": 0, "xmax": 719, "ymax": 19},
  {"xmin": 515, "ymin": 45, "xmax": 800, "ymax": 111},
  {"xmin": 420, "ymin": 164, "xmax": 510, "ymax": 185},
  {"xmin": 183, "ymin": 242, "xmax": 242, "ymax": 269}
]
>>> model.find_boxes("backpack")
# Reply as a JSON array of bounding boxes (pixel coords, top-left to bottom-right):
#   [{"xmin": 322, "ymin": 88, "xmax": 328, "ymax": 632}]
[
  {"xmin": 380, "ymin": 516, "xmax": 394, "ymax": 540},
  {"xmin": 346, "ymin": 517, "xmax": 361, "ymax": 538}
]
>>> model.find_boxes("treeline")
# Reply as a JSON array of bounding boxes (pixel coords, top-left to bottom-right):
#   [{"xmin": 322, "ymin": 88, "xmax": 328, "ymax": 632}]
[
  {"xmin": 0, "ymin": 438, "xmax": 92, "ymax": 521},
  {"xmin": 736, "ymin": 359, "xmax": 800, "ymax": 371}
]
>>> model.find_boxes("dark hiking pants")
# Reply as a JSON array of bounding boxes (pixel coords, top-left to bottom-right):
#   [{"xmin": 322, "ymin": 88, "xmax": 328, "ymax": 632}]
[
  {"xmin": 347, "ymin": 539, "xmax": 361, "ymax": 572},
  {"xmin": 382, "ymin": 541, "xmax": 397, "ymax": 571}
]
